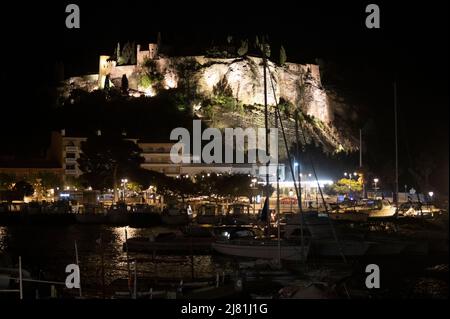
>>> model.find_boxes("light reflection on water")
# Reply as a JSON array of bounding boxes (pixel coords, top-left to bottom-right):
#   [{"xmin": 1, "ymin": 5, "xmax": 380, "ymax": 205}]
[{"xmin": 0, "ymin": 225, "xmax": 232, "ymax": 297}]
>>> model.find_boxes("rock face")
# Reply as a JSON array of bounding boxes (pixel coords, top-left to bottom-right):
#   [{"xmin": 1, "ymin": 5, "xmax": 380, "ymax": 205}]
[
  {"xmin": 59, "ymin": 54, "xmax": 358, "ymax": 154},
  {"xmin": 159, "ymin": 56, "xmax": 333, "ymax": 124}
]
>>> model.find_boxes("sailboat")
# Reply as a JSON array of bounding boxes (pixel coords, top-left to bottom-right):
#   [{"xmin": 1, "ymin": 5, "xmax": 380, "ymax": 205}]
[{"xmin": 211, "ymin": 40, "xmax": 309, "ymax": 262}]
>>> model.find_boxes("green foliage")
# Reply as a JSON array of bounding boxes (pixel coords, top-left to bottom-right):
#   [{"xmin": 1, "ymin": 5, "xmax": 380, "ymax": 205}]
[
  {"xmin": 130, "ymin": 41, "xmax": 136, "ymax": 64},
  {"xmin": 203, "ymin": 104, "xmax": 216, "ymax": 123},
  {"xmin": 78, "ymin": 134, "xmax": 145, "ymax": 191},
  {"xmin": 278, "ymin": 98, "xmax": 295, "ymax": 116},
  {"xmin": 32, "ymin": 172, "xmax": 62, "ymax": 190},
  {"xmin": 139, "ymin": 74, "xmax": 153, "ymax": 89},
  {"xmin": 237, "ymin": 40, "xmax": 249, "ymax": 56},
  {"xmin": 279, "ymin": 45, "xmax": 287, "ymax": 65},
  {"xmin": 0, "ymin": 173, "xmax": 15, "ymax": 190},
  {"xmin": 13, "ymin": 180, "xmax": 34, "ymax": 197},
  {"xmin": 145, "ymin": 173, "xmax": 268, "ymax": 202},
  {"xmin": 143, "ymin": 57, "xmax": 157, "ymax": 70},
  {"xmin": 213, "ymin": 77, "xmax": 233, "ymax": 97},
  {"xmin": 326, "ymin": 178, "xmax": 363, "ymax": 195},
  {"xmin": 116, "ymin": 41, "xmax": 136, "ymax": 65},
  {"xmin": 115, "ymin": 42, "xmax": 121, "ymax": 63},
  {"xmin": 212, "ymin": 95, "xmax": 242, "ymax": 113},
  {"xmin": 171, "ymin": 91, "xmax": 189, "ymax": 111}
]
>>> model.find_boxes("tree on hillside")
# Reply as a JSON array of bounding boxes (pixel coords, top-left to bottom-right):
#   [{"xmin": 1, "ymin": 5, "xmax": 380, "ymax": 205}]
[
  {"xmin": 324, "ymin": 178, "xmax": 362, "ymax": 196},
  {"xmin": 279, "ymin": 45, "xmax": 287, "ymax": 66},
  {"xmin": 0, "ymin": 173, "xmax": 15, "ymax": 190},
  {"xmin": 78, "ymin": 134, "xmax": 145, "ymax": 202},
  {"xmin": 13, "ymin": 180, "xmax": 34, "ymax": 198},
  {"xmin": 121, "ymin": 74, "xmax": 129, "ymax": 94}
]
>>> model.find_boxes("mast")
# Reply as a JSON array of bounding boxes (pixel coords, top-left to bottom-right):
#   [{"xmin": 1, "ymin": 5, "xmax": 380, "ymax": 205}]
[
  {"xmin": 359, "ymin": 129, "xmax": 362, "ymax": 167},
  {"xmin": 294, "ymin": 111, "xmax": 303, "ymax": 212},
  {"xmin": 262, "ymin": 39, "xmax": 271, "ymax": 233},
  {"xmin": 294, "ymin": 111, "xmax": 305, "ymax": 261},
  {"xmin": 267, "ymin": 67, "xmax": 305, "ymax": 262},
  {"xmin": 360, "ymin": 129, "xmax": 365, "ymax": 198},
  {"xmin": 275, "ymin": 109, "xmax": 281, "ymax": 265},
  {"xmin": 394, "ymin": 82, "xmax": 399, "ymax": 207}
]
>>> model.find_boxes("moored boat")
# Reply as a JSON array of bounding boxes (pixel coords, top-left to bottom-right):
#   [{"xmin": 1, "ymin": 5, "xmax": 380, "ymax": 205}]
[{"xmin": 212, "ymin": 239, "xmax": 309, "ymax": 261}]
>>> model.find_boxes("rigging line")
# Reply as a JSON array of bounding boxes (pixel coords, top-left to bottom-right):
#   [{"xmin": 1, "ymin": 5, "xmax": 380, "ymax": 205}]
[
  {"xmin": 296, "ymin": 115, "xmax": 347, "ymax": 264},
  {"xmin": 267, "ymin": 65, "xmax": 346, "ymax": 264},
  {"xmin": 266, "ymin": 65, "xmax": 305, "ymax": 262}
]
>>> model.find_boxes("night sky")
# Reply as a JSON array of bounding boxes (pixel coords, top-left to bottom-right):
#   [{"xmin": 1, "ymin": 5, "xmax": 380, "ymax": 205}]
[{"xmin": 0, "ymin": 1, "xmax": 448, "ymax": 194}]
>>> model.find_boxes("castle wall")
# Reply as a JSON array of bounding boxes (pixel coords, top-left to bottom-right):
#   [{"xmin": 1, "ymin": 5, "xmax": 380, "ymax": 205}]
[{"xmin": 109, "ymin": 65, "xmax": 137, "ymax": 81}]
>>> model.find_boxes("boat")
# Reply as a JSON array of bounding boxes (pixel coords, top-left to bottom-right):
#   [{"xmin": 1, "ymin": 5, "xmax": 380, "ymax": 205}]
[
  {"xmin": 125, "ymin": 225, "xmax": 259, "ymax": 254},
  {"xmin": 107, "ymin": 202, "xmax": 131, "ymax": 225},
  {"xmin": 328, "ymin": 211, "xmax": 369, "ymax": 222},
  {"xmin": 196, "ymin": 204, "xmax": 221, "ymax": 225},
  {"xmin": 212, "ymin": 225, "xmax": 263, "ymax": 240},
  {"xmin": 398, "ymin": 201, "xmax": 442, "ymax": 218},
  {"xmin": 161, "ymin": 207, "xmax": 190, "ymax": 226},
  {"xmin": 221, "ymin": 203, "xmax": 257, "ymax": 225},
  {"xmin": 327, "ymin": 202, "xmax": 370, "ymax": 222},
  {"xmin": 0, "ymin": 254, "xmax": 32, "ymax": 291},
  {"xmin": 212, "ymin": 239, "xmax": 309, "ymax": 261},
  {"xmin": 128, "ymin": 204, "xmax": 161, "ymax": 226}
]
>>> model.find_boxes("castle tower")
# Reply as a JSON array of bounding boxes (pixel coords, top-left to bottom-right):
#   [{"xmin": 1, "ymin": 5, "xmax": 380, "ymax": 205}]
[
  {"xmin": 98, "ymin": 55, "xmax": 111, "ymax": 89},
  {"xmin": 148, "ymin": 43, "xmax": 159, "ymax": 59}
]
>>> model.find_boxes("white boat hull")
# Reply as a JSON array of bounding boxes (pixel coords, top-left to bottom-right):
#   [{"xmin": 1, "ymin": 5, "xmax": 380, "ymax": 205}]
[{"xmin": 212, "ymin": 240, "xmax": 308, "ymax": 261}]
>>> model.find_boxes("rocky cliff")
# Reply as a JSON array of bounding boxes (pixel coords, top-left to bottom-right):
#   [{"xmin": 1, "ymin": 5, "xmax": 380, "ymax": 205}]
[{"xmin": 59, "ymin": 55, "xmax": 358, "ymax": 156}]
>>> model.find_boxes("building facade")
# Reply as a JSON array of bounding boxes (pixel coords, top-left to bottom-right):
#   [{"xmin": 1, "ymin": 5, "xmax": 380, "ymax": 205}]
[{"xmin": 138, "ymin": 142, "xmax": 182, "ymax": 177}]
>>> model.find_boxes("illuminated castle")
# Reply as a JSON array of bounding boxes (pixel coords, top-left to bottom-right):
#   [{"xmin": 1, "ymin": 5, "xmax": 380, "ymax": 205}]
[{"xmin": 98, "ymin": 43, "xmax": 159, "ymax": 89}]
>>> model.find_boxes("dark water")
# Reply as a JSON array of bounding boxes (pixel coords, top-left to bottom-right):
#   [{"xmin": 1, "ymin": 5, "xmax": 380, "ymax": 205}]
[
  {"xmin": 0, "ymin": 225, "xmax": 233, "ymax": 298},
  {"xmin": 1, "ymin": 224, "xmax": 448, "ymax": 299}
]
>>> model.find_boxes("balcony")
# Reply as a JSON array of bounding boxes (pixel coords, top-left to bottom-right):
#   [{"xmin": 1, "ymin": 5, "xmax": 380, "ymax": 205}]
[
  {"xmin": 65, "ymin": 169, "xmax": 78, "ymax": 175},
  {"xmin": 65, "ymin": 157, "xmax": 77, "ymax": 164},
  {"xmin": 65, "ymin": 146, "xmax": 78, "ymax": 152}
]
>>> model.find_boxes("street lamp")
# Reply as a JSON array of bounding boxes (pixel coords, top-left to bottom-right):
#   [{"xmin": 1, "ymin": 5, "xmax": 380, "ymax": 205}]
[
  {"xmin": 121, "ymin": 178, "xmax": 128, "ymax": 201},
  {"xmin": 344, "ymin": 172, "xmax": 348, "ymax": 177},
  {"xmin": 428, "ymin": 191, "xmax": 434, "ymax": 202},
  {"xmin": 373, "ymin": 178, "xmax": 379, "ymax": 198},
  {"xmin": 251, "ymin": 178, "xmax": 258, "ymax": 214}
]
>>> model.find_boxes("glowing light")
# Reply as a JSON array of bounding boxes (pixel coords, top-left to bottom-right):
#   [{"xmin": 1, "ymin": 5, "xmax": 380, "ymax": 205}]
[
  {"xmin": 428, "ymin": 191, "xmax": 434, "ymax": 198},
  {"xmin": 144, "ymin": 87, "xmax": 155, "ymax": 97},
  {"xmin": 164, "ymin": 75, "xmax": 177, "ymax": 89},
  {"xmin": 113, "ymin": 227, "xmax": 137, "ymax": 243}
]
